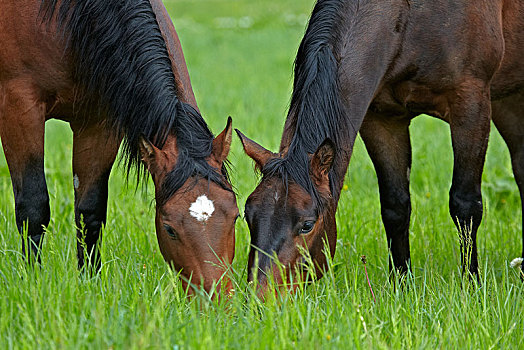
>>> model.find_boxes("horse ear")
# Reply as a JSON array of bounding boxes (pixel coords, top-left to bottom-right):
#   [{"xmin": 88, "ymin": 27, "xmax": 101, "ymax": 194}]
[
  {"xmin": 310, "ymin": 139, "xmax": 335, "ymax": 188},
  {"xmin": 211, "ymin": 116, "xmax": 233, "ymax": 165},
  {"xmin": 235, "ymin": 129, "xmax": 276, "ymax": 169},
  {"xmin": 138, "ymin": 136, "xmax": 160, "ymax": 172}
]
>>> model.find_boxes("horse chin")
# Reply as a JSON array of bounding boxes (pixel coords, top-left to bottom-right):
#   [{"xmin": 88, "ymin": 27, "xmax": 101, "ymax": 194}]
[
  {"xmin": 160, "ymin": 245, "xmax": 235, "ymax": 299},
  {"xmin": 251, "ymin": 270, "xmax": 305, "ymax": 300},
  {"xmin": 178, "ymin": 270, "xmax": 233, "ymax": 301}
]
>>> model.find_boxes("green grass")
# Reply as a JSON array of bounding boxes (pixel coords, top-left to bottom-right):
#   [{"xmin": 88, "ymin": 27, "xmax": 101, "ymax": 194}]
[{"xmin": 1, "ymin": 0, "xmax": 524, "ymax": 348}]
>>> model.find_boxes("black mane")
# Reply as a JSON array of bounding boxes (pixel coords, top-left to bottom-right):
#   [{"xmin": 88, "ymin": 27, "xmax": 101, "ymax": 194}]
[
  {"xmin": 262, "ymin": 0, "xmax": 349, "ymax": 204},
  {"xmin": 40, "ymin": 0, "xmax": 230, "ymax": 203}
]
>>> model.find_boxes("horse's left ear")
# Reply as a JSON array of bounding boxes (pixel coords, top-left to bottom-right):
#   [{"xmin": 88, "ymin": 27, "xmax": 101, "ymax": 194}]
[
  {"xmin": 310, "ymin": 139, "xmax": 335, "ymax": 188},
  {"xmin": 211, "ymin": 116, "xmax": 233, "ymax": 165},
  {"xmin": 139, "ymin": 136, "xmax": 161, "ymax": 172}
]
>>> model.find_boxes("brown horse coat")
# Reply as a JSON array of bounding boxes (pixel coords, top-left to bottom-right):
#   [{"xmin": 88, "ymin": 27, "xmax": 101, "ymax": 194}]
[
  {"xmin": 238, "ymin": 0, "xmax": 524, "ymax": 291},
  {"xmin": 0, "ymin": 0, "xmax": 238, "ymax": 295}
]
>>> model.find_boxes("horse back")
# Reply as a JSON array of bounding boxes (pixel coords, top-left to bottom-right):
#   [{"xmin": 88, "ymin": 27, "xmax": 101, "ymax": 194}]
[
  {"xmin": 399, "ymin": 0, "xmax": 523, "ymax": 100},
  {"xmin": 364, "ymin": 0, "xmax": 523, "ymax": 119}
]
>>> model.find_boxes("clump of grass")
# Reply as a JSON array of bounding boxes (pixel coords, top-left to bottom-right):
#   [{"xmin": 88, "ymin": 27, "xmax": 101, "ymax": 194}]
[{"xmin": 1, "ymin": 0, "xmax": 524, "ymax": 348}]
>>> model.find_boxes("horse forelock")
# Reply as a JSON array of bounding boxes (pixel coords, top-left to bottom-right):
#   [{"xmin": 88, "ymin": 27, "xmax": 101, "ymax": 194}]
[
  {"xmin": 39, "ymin": 0, "xmax": 230, "ymax": 200},
  {"xmin": 261, "ymin": 154, "xmax": 331, "ymax": 212},
  {"xmin": 158, "ymin": 153, "xmax": 232, "ymax": 206}
]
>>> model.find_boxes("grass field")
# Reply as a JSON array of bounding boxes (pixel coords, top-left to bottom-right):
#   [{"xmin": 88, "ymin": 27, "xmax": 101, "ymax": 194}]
[{"xmin": 1, "ymin": 0, "xmax": 524, "ymax": 348}]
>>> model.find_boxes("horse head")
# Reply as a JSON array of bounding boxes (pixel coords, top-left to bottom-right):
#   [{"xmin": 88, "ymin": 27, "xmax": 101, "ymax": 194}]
[
  {"xmin": 140, "ymin": 118, "xmax": 239, "ymax": 297},
  {"xmin": 237, "ymin": 130, "xmax": 337, "ymax": 295}
]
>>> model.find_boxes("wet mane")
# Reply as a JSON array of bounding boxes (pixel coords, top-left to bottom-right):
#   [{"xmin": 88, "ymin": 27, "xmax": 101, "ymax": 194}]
[
  {"xmin": 262, "ymin": 0, "xmax": 349, "ymax": 204},
  {"xmin": 40, "ymin": 0, "xmax": 230, "ymax": 203}
]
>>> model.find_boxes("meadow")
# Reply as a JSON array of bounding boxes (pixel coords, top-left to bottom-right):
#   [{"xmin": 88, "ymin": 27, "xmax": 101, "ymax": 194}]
[{"xmin": 1, "ymin": 0, "xmax": 523, "ymax": 348}]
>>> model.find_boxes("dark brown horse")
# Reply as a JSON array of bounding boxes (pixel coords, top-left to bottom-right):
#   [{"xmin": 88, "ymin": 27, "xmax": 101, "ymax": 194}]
[
  {"xmin": 0, "ymin": 0, "xmax": 239, "ymax": 295},
  {"xmin": 237, "ymin": 0, "xmax": 524, "ymax": 292}
]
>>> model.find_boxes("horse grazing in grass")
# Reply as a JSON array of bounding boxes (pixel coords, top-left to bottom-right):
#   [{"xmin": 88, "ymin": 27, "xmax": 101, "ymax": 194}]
[
  {"xmin": 237, "ymin": 0, "xmax": 524, "ymax": 292},
  {"xmin": 0, "ymin": 0, "xmax": 239, "ymax": 295}
]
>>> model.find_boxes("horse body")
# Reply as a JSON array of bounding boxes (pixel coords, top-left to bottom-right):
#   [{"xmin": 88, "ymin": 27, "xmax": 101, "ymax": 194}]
[
  {"xmin": 350, "ymin": 0, "xmax": 524, "ymax": 275},
  {"xmin": 0, "ymin": 0, "xmax": 238, "ymax": 296},
  {"xmin": 239, "ymin": 0, "xmax": 524, "ymax": 291}
]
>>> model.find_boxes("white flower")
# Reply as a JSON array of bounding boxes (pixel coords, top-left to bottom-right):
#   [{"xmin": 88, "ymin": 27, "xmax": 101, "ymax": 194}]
[{"xmin": 509, "ymin": 257, "xmax": 523, "ymax": 268}]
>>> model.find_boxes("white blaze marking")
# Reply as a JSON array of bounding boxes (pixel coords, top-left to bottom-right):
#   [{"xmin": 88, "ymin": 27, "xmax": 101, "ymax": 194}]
[
  {"xmin": 189, "ymin": 195, "xmax": 215, "ymax": 222},
  {"xmin": 73, "ymin": 174, "xmax": 80, "ymax": 189}
]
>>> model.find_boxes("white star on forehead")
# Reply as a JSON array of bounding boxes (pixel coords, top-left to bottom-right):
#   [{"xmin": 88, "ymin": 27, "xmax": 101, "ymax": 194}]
[{"xmin": 189, "ymin": 195, "xmax": 215, "ymax": 222}]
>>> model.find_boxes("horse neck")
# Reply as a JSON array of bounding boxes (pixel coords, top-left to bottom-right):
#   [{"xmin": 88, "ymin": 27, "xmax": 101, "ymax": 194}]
[
  {"xmin": 149, "ymin": 0, "xmax": 198, "ymax": 109},
  {"xmin": 280, "ymin": 0, "xmax": 404, "ymax": 203}
]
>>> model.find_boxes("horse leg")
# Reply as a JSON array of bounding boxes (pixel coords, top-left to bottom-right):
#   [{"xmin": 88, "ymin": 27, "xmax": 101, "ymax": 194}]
[
  {"xmin": 71, "ymin": 122, "xmax": 120, "ymax": 272},
  {"xmin": 360, "ymin": 112, "xmax": 412, "ymax": 275},
  {"xmin": 492, "ymin": 91, "xmax": 524, "ymax": 269},
  {"xmin": 0, "ymin": 80, "xmax": 49, "ymax": 263},
  {"xmin": 448, "ymin": 84, "xmax": 492, "ymax": 277}
]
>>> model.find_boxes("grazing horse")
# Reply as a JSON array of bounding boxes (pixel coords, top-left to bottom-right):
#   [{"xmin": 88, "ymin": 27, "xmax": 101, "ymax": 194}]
[
  {"xmin": 237, "ymin": 0, "xmax": 524, "ymax": 291},
  {"xmin": 0, "ymin": 0, "xmax": 239, "ymax": 295}
]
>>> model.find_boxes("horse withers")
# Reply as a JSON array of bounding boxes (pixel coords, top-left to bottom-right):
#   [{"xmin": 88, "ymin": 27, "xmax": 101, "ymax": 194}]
[
  {"xmin": 0, "ymin": 0, "xmax": 239, "ymax": 296},
  {"xmin": 237, "ymin": 0, "xmax": 524, "ymax": 293}
]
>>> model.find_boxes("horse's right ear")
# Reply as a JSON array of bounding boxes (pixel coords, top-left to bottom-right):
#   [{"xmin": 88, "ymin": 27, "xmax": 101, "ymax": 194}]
[
  {"xmin": 235, "ymin": 129, "xmax": 277, "ymax": 169},
  {"xmin": 138, "ymin": 136, "xmax": 160, "ymax": 172},
  {"xmin": 310, "ymin": 138, "xmax": 335, "ymax": 189},
  {"xmin": 211, "ymin": 116, "xmax": 233, "ymax": 166}
]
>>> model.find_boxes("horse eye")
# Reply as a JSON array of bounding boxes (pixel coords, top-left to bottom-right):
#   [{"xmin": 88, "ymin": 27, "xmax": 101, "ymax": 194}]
[
  {"xmin": 300, "ymin": 220, "xmax": 316, "ymax": 234},
  {"xmin": 163, "ymin": 224, "xmax": 179, "ymax": 240}
]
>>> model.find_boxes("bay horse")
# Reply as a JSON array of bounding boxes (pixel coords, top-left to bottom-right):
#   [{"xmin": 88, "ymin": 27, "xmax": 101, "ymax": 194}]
[
  {"xmin": 237, "ymin": 0, "xmax": 524, "ymax": 292},
  {"xmin": 0, "ymin": 0, "xmax": 239, "ymax": 295}
]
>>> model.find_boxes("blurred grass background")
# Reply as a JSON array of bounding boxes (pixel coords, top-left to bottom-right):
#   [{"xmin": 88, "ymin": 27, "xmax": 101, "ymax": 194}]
[{"xmin": 0, "ymin": 0, "xmax": 522, "ymax": 348}]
